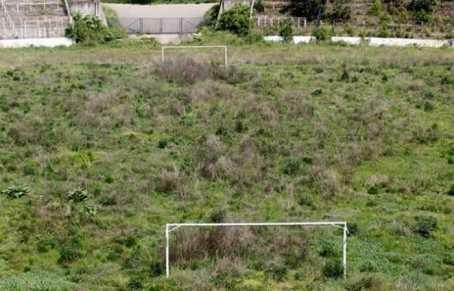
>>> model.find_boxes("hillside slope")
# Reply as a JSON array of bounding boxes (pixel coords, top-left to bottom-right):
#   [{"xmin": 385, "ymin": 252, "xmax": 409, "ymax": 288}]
[{"xmin": 0, "ymin": 43, "xmax": 453, "ymax": 289}]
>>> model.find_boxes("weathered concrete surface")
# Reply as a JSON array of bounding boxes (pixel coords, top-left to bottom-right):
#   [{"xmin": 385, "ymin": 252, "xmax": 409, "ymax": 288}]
[
  {"xmin": 0, "ymin": 37, "xmax": 73, "ymax": 48},
  {"xmin": 104, "ymin": 3, "xmax": 216, "ymax": 18},
  {"xmin": 130, "ymin": 33, "xmax": 193, "ymax": 44},
  {"xmin": 293, "ymin": 36, "xmax": 315, "ymax": 44},
  {"xmin": 331, "ymin": 36, "xmax": 362, "ymax": 45},
  {"xmin": 367, "ymin": 37, "xmax": 452, "ymax": 48},
  {"xmin": 264, "ymin": 35, "xmax": 315, "ymax": 44}
]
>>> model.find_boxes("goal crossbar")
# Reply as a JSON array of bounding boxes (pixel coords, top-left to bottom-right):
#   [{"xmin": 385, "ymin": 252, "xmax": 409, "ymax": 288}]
[
  {"xmin": 161, "ymin": 45, "xmax": 229, "ymax": 66},
  {"xmin": 165, "ymin": 221, "xmax": 348, "ymax": 279}
]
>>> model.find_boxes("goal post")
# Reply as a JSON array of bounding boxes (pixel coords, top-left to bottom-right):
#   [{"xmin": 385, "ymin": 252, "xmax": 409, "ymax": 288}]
[
  {"xmin": 165, "ymin": 221, "xmax": 348, "ymax": 279},
  {"xmin": 161, "ymin": 45, "xmax": 229, "ymax": 66}
]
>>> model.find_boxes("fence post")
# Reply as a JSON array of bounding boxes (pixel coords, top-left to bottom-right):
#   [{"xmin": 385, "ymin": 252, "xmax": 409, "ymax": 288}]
[
  {"xmin": 165, "ymin": 224, "xmax": 170, "ymax": 278},
  {"xmin": 343, "ymin": 223, "xmax": 348, "ymax": 279},
  {"xmin": 224, "ymin": 46, "xmax": 228, "ymax": 67}
]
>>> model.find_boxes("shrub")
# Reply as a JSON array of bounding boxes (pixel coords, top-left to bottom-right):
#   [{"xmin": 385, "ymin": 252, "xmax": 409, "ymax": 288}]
[
  {"xmin": 154, "ymin": 58, "xmax": 210, "ymax": 84},
  {"xmin": 0, "ymin": 272, "xmax": 77, "ymax": 290},
  {"xmin": 254, "ymin": 0, "xmax": 265, "ymax": 13},
  {"xmin": 282, "ymin": 157, "xmax": 302, "ymax": 175},
  {"xmin": 278, "ymin": 19, "xmax": 294, "ymax": 42},
  {"xmin": 67, "ymin": 189, "xmax": 90, "ymax": 203},
  {"xmin": 1, "ymin": 185, "xmax": 30, "ymax": 199},
  {"xmin": 58, "ymin": 244, "xmax": 82, "ymax": 264},
  {"xmin": 65, "ymin": 13, "xmax": 119, "ymax": 44},
  {"xmin": 313, "ymin": 26, "xmax": 332, "ymax": 41},
  {"xmin": 318, "ymin": 239, "xmax": 337, "ymax": 257},
  {"xmin": 103, "ymin": 5, "xmax": 127, "ymax": 39},
  {"xmin": 413, "ymin": 215, "xmax": 437, "ymax": 237},
  {"xmin": 286, "ymin": 0, "xmax": 327, "ymax": 21},
  {"xmin": 346, "ymin": 275, "xmax": 383, "ymax": 291},
  {"xmin": 157, "ymin": 168, "xmax": 182, "ymax": 194},
  {"xmin": 202, "ymin": 4, "xmax": 220, "ymax": 28},
  {"xmin": 368, "ymin": 0, "xmax": 385, "ymax": 16},
  {"xmin": 328, "ymin": 0, "xmax": 352, "ymax": 23},
  {"xmin": 265, "ymin": 263, "xmax": 288, "ymax": 281},
  {"xmin": 447, "ymin": 184, "xmax": 454, "ymax": 196},
  {"xmin": 322, "ymin": 259, "xmax": 343, "ymax": 278},
  {"xmin": 218, "ymin": 4, "xmax": 250, "ymax": 36}
]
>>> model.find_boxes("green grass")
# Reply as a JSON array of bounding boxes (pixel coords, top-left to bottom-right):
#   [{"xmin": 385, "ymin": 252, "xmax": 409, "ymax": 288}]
[{"xmin": 0, "ymin": 41, "xmax": 453, "ymax": 290}]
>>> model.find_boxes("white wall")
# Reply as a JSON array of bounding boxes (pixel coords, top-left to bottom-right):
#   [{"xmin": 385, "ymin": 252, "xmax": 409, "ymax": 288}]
[{"xmin": 0, "ymin": 38, "xmax": 73, "ymax": 48}]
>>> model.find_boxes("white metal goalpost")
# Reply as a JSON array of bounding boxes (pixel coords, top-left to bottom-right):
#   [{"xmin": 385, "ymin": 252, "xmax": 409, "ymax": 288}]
[
  {"xmin": 161, "ymin": 45, "xmax": 229, "ymax": 66},
  {"xmin": 165, "ymin": 221, "xmax": 348, "ymax": 279}
]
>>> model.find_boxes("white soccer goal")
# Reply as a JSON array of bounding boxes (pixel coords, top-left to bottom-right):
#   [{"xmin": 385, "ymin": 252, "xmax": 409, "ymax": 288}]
[
  {"xmin": 160, "ymin": 45, "xmax": 229, "ymax": 66},
  {"xmin": 165, "ymin": 221, "xmax": 348, "ymax": 279}
]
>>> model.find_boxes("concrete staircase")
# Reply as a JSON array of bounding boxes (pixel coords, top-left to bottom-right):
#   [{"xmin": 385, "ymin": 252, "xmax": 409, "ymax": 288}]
[{"xmin": 0, "ymin": 0, "xmax": 70, "ymax": 39}]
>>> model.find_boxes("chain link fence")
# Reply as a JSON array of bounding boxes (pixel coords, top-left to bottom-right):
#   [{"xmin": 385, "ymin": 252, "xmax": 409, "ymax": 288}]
[{"xmin": 119, "ymin": 17, "xmax": 203, "ymax": 35}]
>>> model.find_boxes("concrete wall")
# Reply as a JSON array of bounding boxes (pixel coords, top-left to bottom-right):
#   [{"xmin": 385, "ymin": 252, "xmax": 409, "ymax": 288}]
[{"xmin": 0, "ymin": 37, "xmax": 73, "ymax": 48}]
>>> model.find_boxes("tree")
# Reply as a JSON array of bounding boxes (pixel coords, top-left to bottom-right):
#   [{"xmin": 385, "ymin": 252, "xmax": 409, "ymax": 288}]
[
  {"xmin": 284, "ymin": 0, "xmax": 328, "ymax": 22},
  {"xmin": 218, "ymin": 4, "xmax": 251, "ymax": 36}
]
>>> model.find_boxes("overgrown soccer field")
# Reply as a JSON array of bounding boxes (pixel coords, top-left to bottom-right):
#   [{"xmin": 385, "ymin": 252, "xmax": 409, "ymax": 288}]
[{"xmin": 0, "ymin": 42, "xmax": 453, "ymax": 290}]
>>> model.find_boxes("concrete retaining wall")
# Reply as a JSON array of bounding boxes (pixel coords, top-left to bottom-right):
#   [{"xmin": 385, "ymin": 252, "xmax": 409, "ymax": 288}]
[
  {"xmin": 331, "ymin": 36, "xmax": 362, "ymax": 45},
  {"xmin": 0, "ymin": 37, "xmax": 73, "ymax": 48},
  {"xmin": 367, "ymin": 37, "xmax": 451, "ymax": 48},
  {"xmin": 264, "ymin": 35, "xmax": 454, "ymax": 48}
]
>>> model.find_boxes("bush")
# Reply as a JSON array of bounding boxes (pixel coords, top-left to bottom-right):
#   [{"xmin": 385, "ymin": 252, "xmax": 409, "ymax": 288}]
[
  {"xmin": 368, "ymin": 0, "xmax": 385, "ymax": 16},
  {"xmin": 265, "ymin": 263, "xmax": 288, "ymax": 281},
  {"xmin": 218, "ymin": 4, "xmax": 251, "ymax": 36},
  {"xmin": 1, "ymin": 185, "xmax": 30, "ymax": 199},
  {"xmin": 286, "ymin": 0, "xmax": 327, "ymax": 21},
  {"xmin": 0, "ymin": 272, "xmax": 77, "ymax": 290},
  {"xmin": 322, "ymin": 259, "xmax": 343, "ymax": 278},
  {"xmin": 67, "ymin": 189, "xmax": 90, "ymax": 203},
  {"xmin": 202, "ymin": 4, "xmax": 220, "ymax": 28},
  {"xmin": 254, "ymin": 0, "xmax": 265, "ymax": 13},
  {"xmin": 318, "ymin": 239, "xmax": 337, "ymax": 257},
  {"xmin": 328, "ymin": 0, "xmax": 352, "ymax": 23},
  {"xmin": 447, "ymin": 184, "xmax": 454, "ymax": 196},
  {"xmin": 413, "ymin": 215, "xmax": 437, "ymax": 237},
  {"xmin": 313, "ymin": 26, "xmax": 332, "ymax": 41},
  {"xmin": 279, "ymin": 19, "xmax": 294, "ymax": 42},
  {"xmin": 65, "ymin": 13, "xmax": 120, "ymax": 44},
  {"xmin": 282, "ymin": 157, "xmax": 302, "ymax": 175}
]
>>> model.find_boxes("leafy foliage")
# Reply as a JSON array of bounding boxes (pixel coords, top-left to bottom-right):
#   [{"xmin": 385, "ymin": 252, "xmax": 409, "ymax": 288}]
[
  {"xmin": 312, "ymin": 25, "xmax": 332, "ymax": 41},
  {"xmin": 285, "ymin": 0, "xmax": 327, "ymax": 21},
  {"xmin": 278, "ymin": 19, "xmax": 294, "ymax": 42},
  {"xmin": 65, "ymin": 13, "xmax": 122, "ymax": 44},
  {"xmin": 413, "ymin": 216, "xmax": 438, "ymax": 237},
  {"xmin": 322, "ymin": 259, "xmax": 343, "ymax": 278},
  {"xmin": 328, "ymin": 0, "xmax": 352, "ymax": 23},
  {"xmin": 67, "ymin": 189, "xmax": 90, "ymax": 203},
  {"xmin": 1, "ymin": 185, "xmax": 29, "ymax": 199},
  {"xmin": 217, "ymin": 4, "xmax": 251, "ymax": 36}
]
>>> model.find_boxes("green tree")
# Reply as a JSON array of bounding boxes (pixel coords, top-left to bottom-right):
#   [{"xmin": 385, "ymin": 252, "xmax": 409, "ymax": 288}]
[
  {"xmin": 285, "ymin": 0, "xmax": 327, "ymax": 22},
  {"xmin": 218, "ymin": 4, "xmax": 251, "ymax": 36}
]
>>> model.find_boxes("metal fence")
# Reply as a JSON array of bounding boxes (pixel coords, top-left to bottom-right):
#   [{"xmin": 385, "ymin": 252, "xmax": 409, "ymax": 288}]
[
  {"xmin": 255, "ymin": 16, "xmax": 307, "ymax": 29},
  {"xmin": 119, "ymin": 17, "xmax": 203, "ymax": 35}
]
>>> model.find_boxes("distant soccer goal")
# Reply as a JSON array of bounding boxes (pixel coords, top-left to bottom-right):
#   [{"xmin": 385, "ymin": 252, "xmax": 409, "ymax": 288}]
[
  {"xmin": 160, "ymin": 45, "xmax": 229, "ymax": 66},
  {"xmin": 165, "ymin": 221, "xmax": 348, "ymax": 279}
]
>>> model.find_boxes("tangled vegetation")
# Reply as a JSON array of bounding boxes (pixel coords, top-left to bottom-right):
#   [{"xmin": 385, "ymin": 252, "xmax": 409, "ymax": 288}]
[
  {"xmin": 0, "ymin": 42, "xmax": 453, "ymax": 290},
  {"xmin": 65, "ymin": 13, "xmax": 125, "ymax": 44}
]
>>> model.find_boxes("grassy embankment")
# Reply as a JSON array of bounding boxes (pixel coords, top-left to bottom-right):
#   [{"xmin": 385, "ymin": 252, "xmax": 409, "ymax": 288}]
[{"xmin": 0, "ymin": 41, "xmax": 453, "ymax": 290}]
